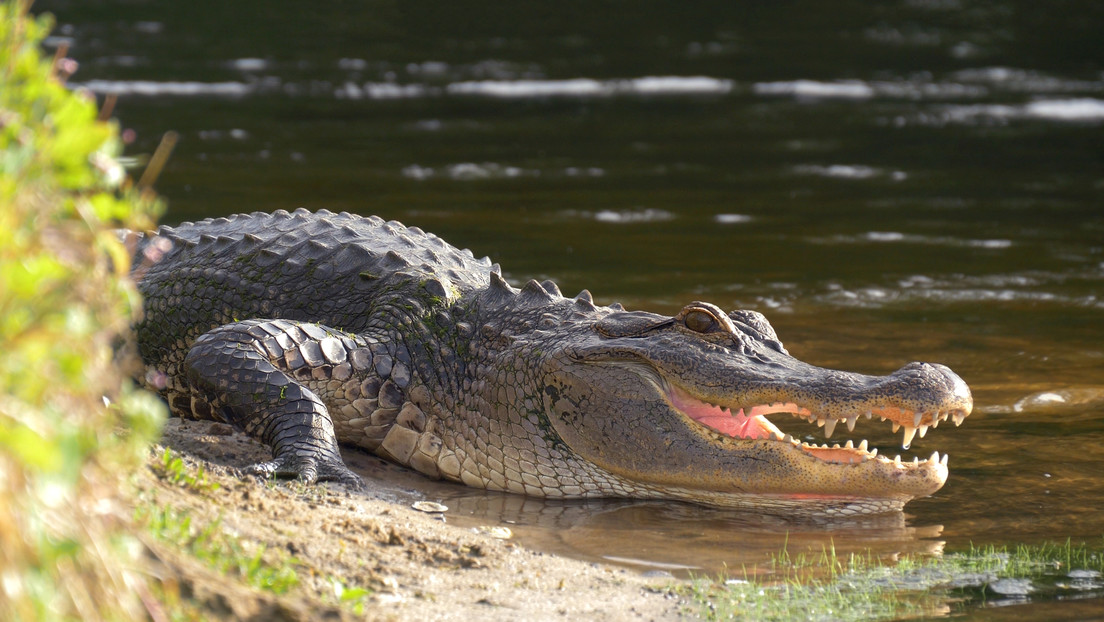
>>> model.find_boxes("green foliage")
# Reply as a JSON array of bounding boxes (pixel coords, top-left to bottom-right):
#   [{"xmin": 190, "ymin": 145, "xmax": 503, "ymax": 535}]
[
  {"xmin": 953, "ymin": 539, "xmax": 1104, "ymax": 577},
  {"xmin": 681, "ymin": 545, "xmax": 924, "ymax": 622},
  {"xmin": 0, "ymin": 0, "xmax": 166, "ymax": 619},
  {"xmin": 137, "ymin": 494, "xmax": 378, "ymax": 616},
  {"xmin": 140, "ymin": 506, "xmax": 301, "ymax": 595},
  {"xmin": 329, "ymin": 576, "xmax": 373, "ymax": 615},
  {"xmin": 679, "ymin": 539, "xmax": 1104, "ymax": 621},
  {"xmin": 153, "ymin": 448, "xmax": 222, "ymax": 493}
]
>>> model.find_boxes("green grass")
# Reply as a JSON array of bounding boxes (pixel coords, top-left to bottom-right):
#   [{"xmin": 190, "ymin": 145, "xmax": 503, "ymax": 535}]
[
  {"xmin": 680, "ymin": 545, "xmax": 928, "ymax": 621},
  {"xmin": 679, "ymin": 539, "xmax": 1104, "ymax": 621},
  {"xmin": 327, "ymin": 576, "xmax": 374, "ymax": 615},
  {"xmin": 953, "ymin": 539, "xmax": 1104, "ymax": 577},
  {"xmin": 140, "ymin": 505, "xmax": 301, "ymax": 596},
  {"xmin": 152, "ymin": 448, "xmax": 221, "ymax": 494},
  {"xmin": 136, "ymin": 495, "xmax": 381, "ymax": 616},
  {"xmin": 138, "ymin": 453, "xmax": 377, "ymax": 615}
]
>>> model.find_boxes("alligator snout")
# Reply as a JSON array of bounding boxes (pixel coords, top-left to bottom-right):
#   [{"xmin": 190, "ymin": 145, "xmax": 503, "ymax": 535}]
[
  {"xmin": 924, "ymin": 362, "xmax": 973, "ymax": 405},
  {"xmin": 887, "ymin": 362, "xmax": 973, "ymax": 414}
]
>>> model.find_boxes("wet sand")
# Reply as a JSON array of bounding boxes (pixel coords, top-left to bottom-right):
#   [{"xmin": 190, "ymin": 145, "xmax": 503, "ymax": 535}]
[{"xmin": 140, "ymin": 419, "xmax": 684, "ymax": 621}]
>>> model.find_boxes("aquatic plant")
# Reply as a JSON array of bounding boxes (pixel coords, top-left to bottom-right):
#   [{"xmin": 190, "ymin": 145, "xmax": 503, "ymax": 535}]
[{"xmin": 680, "ymin": 539, "xmax": 1104, "ymax": 621}]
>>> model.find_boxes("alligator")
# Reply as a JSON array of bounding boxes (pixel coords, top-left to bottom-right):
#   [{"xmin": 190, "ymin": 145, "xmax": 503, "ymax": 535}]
[{"xmin": 130, "ymin": 209, "xmax": 973, "ymax": 516}]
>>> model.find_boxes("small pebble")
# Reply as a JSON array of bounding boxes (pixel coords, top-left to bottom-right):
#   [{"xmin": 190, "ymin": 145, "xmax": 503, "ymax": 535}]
[
  {"xmin": 411, "ymin": 501, "xmax": 447, "ymax": 513},
  {"xmin": 474, "ymin": 526, "xmax": 512, "ymax": 539},
  {"xmin": 1069, "ymin": 569, "xmax": 1101, "ymax": 579},
  {"xmin": 988, "ymin": 578, "xmax": 1032, "ymax": 596},
  {"xmin": 641, "ymin": 570, "xmax": 675, "ymax": 579}
]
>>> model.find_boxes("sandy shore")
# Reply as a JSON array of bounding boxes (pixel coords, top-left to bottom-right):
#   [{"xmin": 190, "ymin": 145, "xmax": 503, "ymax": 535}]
[{"xmin": 138, "ymin": 419, "xmax": 688, "ymax": 621}]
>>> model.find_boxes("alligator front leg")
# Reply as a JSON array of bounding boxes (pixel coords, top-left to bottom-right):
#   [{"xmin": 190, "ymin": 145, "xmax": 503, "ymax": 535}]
[{"xmin": 181, "ymin": 320, "xmax": 363, "ymax": 487}]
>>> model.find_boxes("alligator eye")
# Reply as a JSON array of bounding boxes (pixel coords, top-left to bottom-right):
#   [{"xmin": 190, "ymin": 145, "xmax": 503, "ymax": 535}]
[{"xmin": 683, "ymin": 309, "xmax": 719, "ymax": 333}]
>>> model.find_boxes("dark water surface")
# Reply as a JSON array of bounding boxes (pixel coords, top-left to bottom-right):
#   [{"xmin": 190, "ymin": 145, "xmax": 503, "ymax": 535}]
[{"xmin": 42, "ymin": 0, "xmax": 1104, "ymax": 604}]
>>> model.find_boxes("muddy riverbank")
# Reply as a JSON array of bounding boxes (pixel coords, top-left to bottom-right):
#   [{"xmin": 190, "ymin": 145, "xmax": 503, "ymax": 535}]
[{"xmin": 140, "ymin": 419, "xmax": 685, "ymax": 621}]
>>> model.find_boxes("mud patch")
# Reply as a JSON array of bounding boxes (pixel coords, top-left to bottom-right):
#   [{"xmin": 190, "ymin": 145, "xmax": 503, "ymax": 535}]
[{"xmin": 138, "ymin": 419, "xmax": 683, "ymax": 620}]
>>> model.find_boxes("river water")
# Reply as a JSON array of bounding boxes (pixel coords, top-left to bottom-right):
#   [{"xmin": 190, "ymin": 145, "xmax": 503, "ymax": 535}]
[{"xmin": 42, "ymin": 0, "xmax": 1104, "ymax": 605}]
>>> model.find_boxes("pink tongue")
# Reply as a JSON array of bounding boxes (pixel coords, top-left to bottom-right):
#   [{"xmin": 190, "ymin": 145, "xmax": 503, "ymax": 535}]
[
  {"xmin": 669, "ymin": 386, "xmax": 776, "ymax": 439},
  {"xmin": 693, "ymin": 414, "xmax": 771, "ymax": 438}
]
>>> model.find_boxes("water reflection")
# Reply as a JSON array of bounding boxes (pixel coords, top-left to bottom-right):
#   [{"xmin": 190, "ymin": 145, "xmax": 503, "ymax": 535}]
[
  {"xmin": 963, "ymin": 599, "xmax": 1104, "ymax": 622},
  {"xmin": 345, "ymin": 448, "xmax": 946, "ymax": 576}
]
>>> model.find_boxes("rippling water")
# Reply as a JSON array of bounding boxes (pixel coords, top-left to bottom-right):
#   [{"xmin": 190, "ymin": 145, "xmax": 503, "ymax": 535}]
[{"xmin": 41, "ymin": 0, "xmax": 1104, "ymax": 599}]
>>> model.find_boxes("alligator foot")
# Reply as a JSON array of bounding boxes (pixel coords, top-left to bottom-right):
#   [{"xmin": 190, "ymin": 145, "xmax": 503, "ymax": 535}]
[
  {"xmin": 182, "ymin": 320, "xmax": 364, "ymax": 490},
  {"xmin": 249, "ymin": 452, "xmax": 364, "ymax": 489}
]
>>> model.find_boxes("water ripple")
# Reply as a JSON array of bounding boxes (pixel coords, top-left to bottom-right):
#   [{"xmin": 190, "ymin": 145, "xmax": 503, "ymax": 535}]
[
  {"xmin": 906, "ymin": 98, "xmax": 1104, "ymax": 125},
  {"xmin": 401, "ymin": 163, "xmax": 605, "ymax": 181},
  {"xmin": 78, "ymin": 79, "xmax": 253, "ymax": 96},
  {"xmin": 558, "ymin": 208, "xmax": 676, "ymax": 224},
  {"xmin": 809, "ymin": 232, "xmax": 1013, "ymax": 249},
  {"xmin": 753, "ymin": 80, "xmax": 875, "ymax": 99},
  {"xmin": 76, "ymin": 60, "xmax": 1102, "ymax": 117},
  {"xmin": 446, "ymin": 76, "xmax": 735, "ymax": 98},
  {"xmin": 793, "ymin": 165, "xmax": 908, "ymax": 181}
]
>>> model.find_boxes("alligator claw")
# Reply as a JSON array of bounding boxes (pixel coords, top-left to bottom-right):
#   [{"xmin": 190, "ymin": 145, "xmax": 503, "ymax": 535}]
[{"xmin": 249, "ymin": 455, "xmax": 364, "ymax": 490}]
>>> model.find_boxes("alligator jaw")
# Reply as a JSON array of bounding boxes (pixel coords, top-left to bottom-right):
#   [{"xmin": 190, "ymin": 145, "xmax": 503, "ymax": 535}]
[{"xmin": 665, "ymin": 383, "xmax": 960, "ymax": 472}]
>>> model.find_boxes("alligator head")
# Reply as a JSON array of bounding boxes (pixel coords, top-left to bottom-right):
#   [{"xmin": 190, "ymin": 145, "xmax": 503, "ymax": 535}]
[{"xmin": 539, "ymin": 298, "xmax": 973, "ymax": 516}]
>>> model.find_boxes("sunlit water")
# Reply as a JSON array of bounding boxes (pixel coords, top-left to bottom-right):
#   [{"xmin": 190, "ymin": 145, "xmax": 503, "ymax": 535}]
[{"xmin": 42, "ymin": 0, "xmax": 1104, "ymax": 605}]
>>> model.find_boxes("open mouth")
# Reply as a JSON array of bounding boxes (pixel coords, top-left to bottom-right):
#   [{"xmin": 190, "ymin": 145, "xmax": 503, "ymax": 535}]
[{"xmin": 666, "ymin": 384, "xmax": 967, "ymax": 468}]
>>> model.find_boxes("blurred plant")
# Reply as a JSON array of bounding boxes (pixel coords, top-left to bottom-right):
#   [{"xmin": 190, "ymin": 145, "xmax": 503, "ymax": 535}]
[{"xmin": 1, "ymin": 1, "xmax": 167, "ymax": 619}]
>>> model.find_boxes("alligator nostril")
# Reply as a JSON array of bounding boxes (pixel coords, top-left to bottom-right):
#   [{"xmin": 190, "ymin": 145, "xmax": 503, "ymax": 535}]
[
  {"xmin": 891, "ymin": 362, "xmax": 973, "ymax": 407},
  {"xmin": 897, "ymin": 361, "xmax": 928, "ymax": 372},
  {"xmin": 932, "ymin": 363, "xmax": 973, "ymax": 404}
]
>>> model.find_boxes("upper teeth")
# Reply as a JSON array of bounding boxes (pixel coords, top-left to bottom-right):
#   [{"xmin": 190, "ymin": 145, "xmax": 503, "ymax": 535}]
[
  {"xmin": 696, "ymin": 396, "xmax": 964, "ymax": 468},
  {"xmin": 814, "ymin": 408, "xmax": 964, "ymax": 450}
]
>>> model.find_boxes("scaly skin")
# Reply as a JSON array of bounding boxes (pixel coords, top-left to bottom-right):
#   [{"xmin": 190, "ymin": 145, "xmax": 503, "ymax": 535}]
[{"xmin": 130, "ymin": 209, "xmax": 973, "ymax": 516}]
